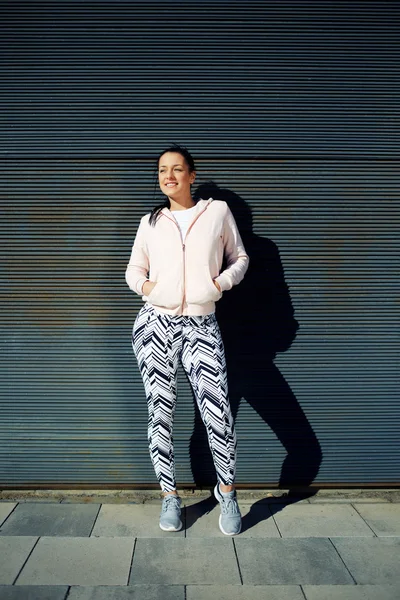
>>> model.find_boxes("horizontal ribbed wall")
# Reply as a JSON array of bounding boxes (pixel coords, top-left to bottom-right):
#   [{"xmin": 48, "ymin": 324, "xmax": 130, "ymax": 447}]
[
  {"xmin": 1, "ymin": 1, "xmax": 399, "ymax": 157},
  {"xmin": 1, "ymin": 1, "xmax": 399, "ymax": 487}
]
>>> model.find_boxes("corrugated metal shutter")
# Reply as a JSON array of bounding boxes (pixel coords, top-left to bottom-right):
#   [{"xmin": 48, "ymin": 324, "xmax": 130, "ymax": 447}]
[{"xmin": 1, "ymin": 1, "xmax": 399, "ymax": 488}]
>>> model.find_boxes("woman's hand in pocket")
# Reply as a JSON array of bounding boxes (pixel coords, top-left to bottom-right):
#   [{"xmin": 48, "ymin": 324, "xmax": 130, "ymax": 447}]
[{"xmin": 142, "ymin": 281, "xmax": 157, "ymax": 296}]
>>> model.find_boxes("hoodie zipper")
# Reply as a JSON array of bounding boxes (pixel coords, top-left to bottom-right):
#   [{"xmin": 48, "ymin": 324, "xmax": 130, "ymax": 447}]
[{"xmin": 162, "ymin": 202, "xmax": 210, "ymax": 313}]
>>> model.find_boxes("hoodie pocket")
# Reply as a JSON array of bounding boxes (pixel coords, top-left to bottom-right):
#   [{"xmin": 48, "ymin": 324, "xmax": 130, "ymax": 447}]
[
  {"xmin": 147, "ymin": 278, "xmax": 183, "ymax": 309},
  {"xmin": 185, "ymin": 266, "xmax": 222, "ymax": 305}
]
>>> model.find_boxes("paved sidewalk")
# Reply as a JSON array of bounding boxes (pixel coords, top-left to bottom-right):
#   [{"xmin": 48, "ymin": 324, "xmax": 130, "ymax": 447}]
[{"xmin": 1, "ymin": 493, "xmax": 400, "ymax": 599}]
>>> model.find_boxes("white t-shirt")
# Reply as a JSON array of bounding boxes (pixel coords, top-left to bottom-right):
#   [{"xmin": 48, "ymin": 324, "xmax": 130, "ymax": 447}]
[{"xmin": 171, "ymin": 205, "xmax": 197, "ymax": 241}]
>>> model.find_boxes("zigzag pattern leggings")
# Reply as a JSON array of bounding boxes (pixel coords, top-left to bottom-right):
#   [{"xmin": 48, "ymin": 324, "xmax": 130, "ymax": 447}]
[{"xmin": 132, "ymin": 303, "xmax": 237, "ymax": 493}]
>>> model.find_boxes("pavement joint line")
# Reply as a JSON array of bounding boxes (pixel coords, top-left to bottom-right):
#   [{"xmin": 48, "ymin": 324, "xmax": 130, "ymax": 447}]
[
  {"xmin": 299, "ymin": 584, "xmax": 308, "ymax": 600},
  {"xmin": 88, "ymin": 503, "xmax": 102, "ymax": 537},
  {"xmin": 184, "ymin": 506, "xmax": 187, "ymax": 538},
  {"xmin": 328, "ymin": 536, "xmax": 357, "ymax": 585},
  {"xmin": 350, "ymin": 502, "xmax": 378, "ymax": 537},
  {"xmin": 12, "ymin": 534, "xmax": 40, "ymax": 586},
  {"xmin": 232, "ymin": 537, "xmax": 243, "ymax": 585},
  {"xmin": 270, "ymin": 503, "xmax": 283, "ymax": 538},
  {"xmin": 127, "ymin": 537, "xmax": 137, "ymax": 586}
]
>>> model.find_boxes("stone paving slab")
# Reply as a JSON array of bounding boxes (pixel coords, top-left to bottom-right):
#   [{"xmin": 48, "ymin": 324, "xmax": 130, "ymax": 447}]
[
  {"xmin": 309, "ymin": 498, "xmax": 391, "ymax": 503},
  {"xmin": 239, "ymin": 497, "xmax": 311, "ymax": 505},
  {"xmin": 15, "ymin": 537, "xmax": 135, "ymax": 586},
  {"xmin": 186, "ymin": 501, "xmax": 280, "ymax": 538},
  {"xmin": 234, "ymin": 538, "xmax": 354, "ymax": 585},
  {"xmin": 0, "ymin": 585, "xmax": 69, "ymax": 600},
  {"xmin": 180, "ymin": 495, "xmax": 213, "ymax": 507},
  {"xmin": 303, "ymin": 584, "xmax": 400, "ymax": 600},
  {"xmin": 0, "ymin": 537, "xmax": 38, "ymax": 584},
  {"xmin": 1, "ymin": 498, "xmax": 68, "ymax": 504},
  {"xmin": 60, "ymin": 498, "xmax": 143, "ymax": 505},
  {"xmin": 0, "ymin": 503, "xmax": 100, "ymax": 537},
  {"xmin": 331, "ymin": 537, "xmax": 400, "ymax": 584},
  {"xmin": 91, "ymin": 504, "xmax": 185, "ymax": 538},
  {"xmin": 0, "ymin": 503, "xmax": 16, "ymax": 526},
  {"xmin": 130, "ymin": 538, "xmax": 240, "ymax": 585},
  {"xmin": 270, "ymin": 503, "xmax": 374, "ymax": 537},
  {"xmin": 68, "ymin": 585, "xmax": 185, "ymax": 599},
  {"xmin": 1, "ymin": 586, "xmax": 399, "ymax": 600},
  {"xmin": 186, "ymin": 585, "xmax": 304, "ymax": 599},
  {"xmin": 353, "ymin": 503, "xmax": 400, "ymax": 536}
]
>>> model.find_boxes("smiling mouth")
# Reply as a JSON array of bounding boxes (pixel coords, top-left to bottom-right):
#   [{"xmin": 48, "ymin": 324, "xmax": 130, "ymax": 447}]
[{"xmin": 166, "ymin": 183, "xmax": 177, "ymax": 187}]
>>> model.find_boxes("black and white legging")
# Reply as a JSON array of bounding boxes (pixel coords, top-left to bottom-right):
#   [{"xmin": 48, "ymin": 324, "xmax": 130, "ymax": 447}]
[{"xmin": 132, "ymin": 303, "xmax": 237, "ymax": 493}]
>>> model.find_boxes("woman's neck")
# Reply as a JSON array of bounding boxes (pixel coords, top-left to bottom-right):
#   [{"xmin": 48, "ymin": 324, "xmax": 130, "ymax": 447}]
[{"xmin": 168, "ymin": 197, "xmax": 196, "ymax": 211}]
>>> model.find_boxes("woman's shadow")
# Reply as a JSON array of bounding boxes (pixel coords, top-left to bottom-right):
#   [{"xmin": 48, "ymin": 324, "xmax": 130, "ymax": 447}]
[{"xmin": 187, "ymin": 182, "xmax": 323, "ymax": 532}]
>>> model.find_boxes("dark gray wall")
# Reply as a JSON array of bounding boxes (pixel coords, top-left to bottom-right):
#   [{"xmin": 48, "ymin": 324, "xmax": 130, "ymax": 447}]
[{"xmin": 1, "ymin": 1, "xmax": 399, "ymax": 488}]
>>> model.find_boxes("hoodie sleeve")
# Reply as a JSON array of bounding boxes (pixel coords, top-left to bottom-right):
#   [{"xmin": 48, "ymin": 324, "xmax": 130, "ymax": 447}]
[
  {"xmin": 125, "ymin": 216, "xmax": 150, "ymax": 295},
  {"xmin": 214, "ymin": 205, "xmax": 249, "ymax": 292}
]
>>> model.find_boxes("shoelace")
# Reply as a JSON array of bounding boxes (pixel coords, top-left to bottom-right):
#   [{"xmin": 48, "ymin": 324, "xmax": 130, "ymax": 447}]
[
  {"xmin": 162, "ymin": 495, "xmax": 180, "ymax": 513},
  {"xmin": 220, "ymin": 496, "xmax": 240, "ymax": 515}
]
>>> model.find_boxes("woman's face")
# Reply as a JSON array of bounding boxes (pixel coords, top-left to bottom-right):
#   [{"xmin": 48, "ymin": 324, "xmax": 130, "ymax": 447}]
[{"xmin": 158, "ymin": 152, "xmax": 196, "ymax": 199}]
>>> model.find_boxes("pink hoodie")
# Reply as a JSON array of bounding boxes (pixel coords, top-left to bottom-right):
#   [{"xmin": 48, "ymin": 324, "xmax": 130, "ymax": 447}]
[{"xmin": 125, "ymin": 198, "xmax": 249, "ymax": 316}]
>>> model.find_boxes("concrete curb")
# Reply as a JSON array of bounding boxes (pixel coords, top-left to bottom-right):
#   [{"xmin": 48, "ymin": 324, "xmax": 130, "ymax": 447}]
[{"xmin": 1, "ymin": 488, "xmax": 399, "ymax": 503}]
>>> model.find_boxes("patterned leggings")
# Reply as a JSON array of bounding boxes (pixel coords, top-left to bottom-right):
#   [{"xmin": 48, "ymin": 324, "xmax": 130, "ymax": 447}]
[{"xmin": 131, "ymin": 303, "xmax": 237, "ymax": 493}]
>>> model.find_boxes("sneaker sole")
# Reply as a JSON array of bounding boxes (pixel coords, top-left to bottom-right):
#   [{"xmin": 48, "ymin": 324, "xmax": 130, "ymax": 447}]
[
  {"xmin": 159, "ymin": 521, "xmax": 182, "ymax": 532},
  {"xmin": 214, "ymin": 484, "xmax": 242, "ymax": 536}
]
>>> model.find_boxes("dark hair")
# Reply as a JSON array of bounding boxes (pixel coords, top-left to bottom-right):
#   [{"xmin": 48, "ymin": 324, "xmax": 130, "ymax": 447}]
[{"xmin": 149, "ymin": 144, "xmax": 197, "ymax": 227}]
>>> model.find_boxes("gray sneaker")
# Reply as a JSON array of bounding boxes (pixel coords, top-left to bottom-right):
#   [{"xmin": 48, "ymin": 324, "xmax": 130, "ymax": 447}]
[
  {"xmin": 214, "ymin": 483, "xmax": 242, "ymax": 536},
  {"xmin": 159, "ymin": 494, "xmax": 182, "ymax": 532}
]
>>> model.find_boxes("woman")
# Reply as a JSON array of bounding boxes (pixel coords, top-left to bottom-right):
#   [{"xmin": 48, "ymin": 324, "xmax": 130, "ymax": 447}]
[{"xmin": 125, "ymin": 144, "xmax": 249, "ymax": 535}]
